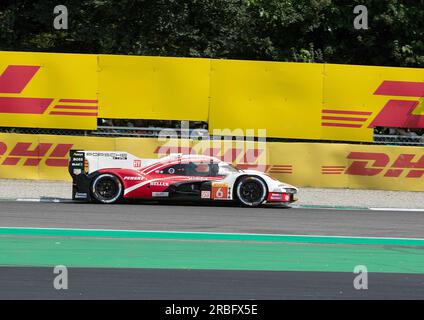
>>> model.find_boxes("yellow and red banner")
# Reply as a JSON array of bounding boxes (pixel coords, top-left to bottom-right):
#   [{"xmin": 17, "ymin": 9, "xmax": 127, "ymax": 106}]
[
  {"xmin": 208, "ymin": 60, "xmax": 424, "ymax": 142},
  {"xmin": 0, "ymin": 51, "xmax": 98, "ymax": 130},
  {"xmin": 0, "ymin": 133, "xmax": 423, "ymax": 192},
  {"xmin": 321, "ymin": 64, "xmax": 424, "ymax": 142},
  {"xmin": 1, "ymin": 51, "xmax": 423, "ymax": 141},
  {"xmin": 267, "ymin": 142, "xmax": 424, "ymax": 191}
]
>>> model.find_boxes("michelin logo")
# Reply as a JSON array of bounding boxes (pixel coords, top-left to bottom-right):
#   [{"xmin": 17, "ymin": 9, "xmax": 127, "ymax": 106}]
[{"xmin": 75, "ymin": 192, "xmax": 88, "ymax": 199}]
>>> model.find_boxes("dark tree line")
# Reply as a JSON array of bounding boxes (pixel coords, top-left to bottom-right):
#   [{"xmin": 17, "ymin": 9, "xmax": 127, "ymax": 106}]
[{"xmin": 1, "ymin": 0, "xmax": 423, "ymax": 67}]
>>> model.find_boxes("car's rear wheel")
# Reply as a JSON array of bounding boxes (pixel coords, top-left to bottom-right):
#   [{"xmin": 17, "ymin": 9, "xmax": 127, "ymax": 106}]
[
  {"xmin": 235, "ymin": 176, "xmax": 267, "ymax": 207},
  {"xmin": 91, "ymin": 174, "xmax": 123, "ymax": 204}
]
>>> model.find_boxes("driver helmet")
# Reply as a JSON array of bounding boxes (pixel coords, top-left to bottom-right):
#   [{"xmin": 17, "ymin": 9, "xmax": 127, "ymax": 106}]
[{"xmin": 194, "ymin": 163, "xmax": 210, "ymax": 173}]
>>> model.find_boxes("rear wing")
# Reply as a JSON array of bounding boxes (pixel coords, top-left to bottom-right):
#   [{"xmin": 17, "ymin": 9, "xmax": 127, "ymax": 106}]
[{"xmin": 68, "ymin": 150, "xmax": 156, "ymax": 177}]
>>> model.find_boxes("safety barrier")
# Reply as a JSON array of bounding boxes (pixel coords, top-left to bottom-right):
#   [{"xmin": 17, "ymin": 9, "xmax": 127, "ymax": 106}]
[
  {"xmin": 0, "ymin": 51, "xmax": 98, "ymax": 130},
  {"xmin": 0, "ymin": 133, "xmax": 422, "ymax": 192},
  {"xmin": 209, "ymin": 61, "xmax": 424, "ymax": 142},
  {"xmin": 1, "ymin": 51, "xmax": 423, "ymax": 141}
]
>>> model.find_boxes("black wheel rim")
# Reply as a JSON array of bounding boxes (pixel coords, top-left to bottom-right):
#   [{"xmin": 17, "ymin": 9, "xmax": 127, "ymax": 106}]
[
  {"xmin": 96, "ymin": 178, "xmax": 118, "ymax": 200},
  {"xmin": 239, "ymin": 180, "xmax": 263, "ymax": 203}
]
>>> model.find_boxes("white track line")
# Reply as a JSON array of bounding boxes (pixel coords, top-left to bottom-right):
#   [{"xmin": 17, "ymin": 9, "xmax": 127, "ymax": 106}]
[{"xmin": 370, "ymin": 208, "xmax": 424, "ymax": 212}]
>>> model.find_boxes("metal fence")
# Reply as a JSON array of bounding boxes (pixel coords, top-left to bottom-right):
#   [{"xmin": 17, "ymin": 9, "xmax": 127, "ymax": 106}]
[
  {"xmin": 93, "ymin": 128, "xmax": 424, "ymax": 146},
  {"xmin": 92, "ymin": 126, "xmax": 210, "ymax": 138},
  {"xmin": 1, "ymin": 126, "xmax": 424, "ymax": 146},
  {"xmin": 373, "ymin": 134, "xmax": 424, "ymax": 146}
]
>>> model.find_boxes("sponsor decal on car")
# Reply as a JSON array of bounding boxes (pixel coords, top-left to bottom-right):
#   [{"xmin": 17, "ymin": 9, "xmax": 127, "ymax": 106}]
[
  {"xmin": 201, "ymin": 190, "xmax": 211, "ymax": 199},
  {"xmin": 123, "ymin": 176, "xmax": 145, "ymax": 181},
  {"xmin": 268, "ymin": 192, "xmax": 290, "ymax": 202},
  {"xmin": 211, "ymin": 183, "xmax": 229, "ymax": 200},
  {"xmin": 85, "ymin": 152, "xmax": 127, "ymax": 160},
  {"xmin": 270, "ymin": 193, "xmax": 283, "ymax": 200},
  {"xmin": 186, "ymin": 176, "xmax": 212, "ymax": 180},
  {"xmin": 152, "ymin": 192, "xmax": 169, "ymax": 197},
  {"xmin": 75, "ymin": 192, "xmax": 88, "ymax": 199},
  {"xmin": 150, "ymin": 181, "xmax": 169, "ymax": 187},
  {"xmin": 133, "ymin": 160, "xmax": 142, "ymax": 168}
]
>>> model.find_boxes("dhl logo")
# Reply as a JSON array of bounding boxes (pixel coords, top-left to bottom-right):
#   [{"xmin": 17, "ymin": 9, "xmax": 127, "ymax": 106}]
[
  {"xmin": 0, "ymin": 65, "xmax": 98, "ymax": 117},
  {"xmin": 321, "ymin": 81, "xmax": 424, "ymax": 129},
  {"xmin": 153, "ymin": 146, "xmax": 293, "ymax": 174},
  {"xmin": 0, "ymin": 142, "xmax": 73, "ymax": 167},
  {"xmin": 323, "ymin": 152, "xmax": 424, "ymax": 178},
  {"xmin": 0, "ymin": 142, "xmax": 294, "ymax": 174}
]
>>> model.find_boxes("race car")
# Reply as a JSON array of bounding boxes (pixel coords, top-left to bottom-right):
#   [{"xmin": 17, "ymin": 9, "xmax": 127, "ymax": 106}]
[{"xmin": 68, "ymin": 150, "xmax": 298, "ymax": 207}]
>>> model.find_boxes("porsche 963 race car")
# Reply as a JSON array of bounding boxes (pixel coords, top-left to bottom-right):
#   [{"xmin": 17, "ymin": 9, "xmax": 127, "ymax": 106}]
[{"xmin": 68, "ymin": 151, "xmax": 298, "ymax": 207}]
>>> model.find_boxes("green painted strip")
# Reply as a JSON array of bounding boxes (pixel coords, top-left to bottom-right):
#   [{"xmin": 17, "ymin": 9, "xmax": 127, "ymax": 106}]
[
  {"xmin": 0, "ymin": 236, "xmax": 423, "ymax": 273},
  {"xmin": 0, "ymin": 227, "xmax": 423, "ymax": 246}
]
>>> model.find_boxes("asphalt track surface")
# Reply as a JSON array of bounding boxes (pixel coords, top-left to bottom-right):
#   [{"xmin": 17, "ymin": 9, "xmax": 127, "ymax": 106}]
[
  {"xmin": 0, "ymin": 201, "xmax": 423, "ymax": 237},
  {"xmin": 1, "ymin": 201, "xmax": 423, "ymax": 300},
  {"xmin": 1, "ymin": 267, "xmax": 423, "ymax": 300}
]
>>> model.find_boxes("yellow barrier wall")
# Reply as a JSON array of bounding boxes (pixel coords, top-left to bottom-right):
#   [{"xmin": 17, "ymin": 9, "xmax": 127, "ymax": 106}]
[
  {"xmin": 1, "ymin": 133, "xmax": 422, "ymax": 192},
  {"xmin": 98, "ymin": 55, "xmax": 210, "ymax": 121},
  {"xmin": 1, "ymin": 51, "xmax": 423, "ymax": 141},
  {"xmin": 209, "ymin": 60, "xmax": 424, "ymax": 142},
  {"xmin": 0, "ymin": 51, "xmax": 98, "ymax": 130},
  {"xmin": 321, "ymin": 64, "xmax": 424, "ymax": 142},
  {"xmin": 208, "ymin": 60, "xmax": 324, "ymax": 139},
  {"xmin": 268, "ymin": 142, "xmax": 424, "ymax": 191},
  {"xmin": 0, "ymin": 52, "xmax": 424, "ymax": 141}
]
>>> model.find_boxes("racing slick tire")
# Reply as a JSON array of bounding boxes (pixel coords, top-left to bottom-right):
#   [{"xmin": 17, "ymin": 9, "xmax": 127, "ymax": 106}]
[
  {"xmin": 91, "ymin": 173, "xmax": 123, "ymax": 204},
  {"xmin": 235, "ymin": 176, "xmax": 268, "ymax": 207}
]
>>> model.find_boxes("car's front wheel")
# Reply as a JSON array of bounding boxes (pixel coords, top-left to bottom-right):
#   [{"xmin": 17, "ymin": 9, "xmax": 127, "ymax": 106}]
[
  {"xmin": 91, "ymin": 174, "xmax": 123, "ymax": 204},
  {"xmin": 235, "ymin": 176, "xmax": 267, "ymax": 207}
]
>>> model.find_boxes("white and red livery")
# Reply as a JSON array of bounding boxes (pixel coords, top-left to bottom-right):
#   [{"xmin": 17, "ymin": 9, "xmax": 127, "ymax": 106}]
[{"xmin": 69, "ymin": 151, "xmax": 298, "ymax": 207}]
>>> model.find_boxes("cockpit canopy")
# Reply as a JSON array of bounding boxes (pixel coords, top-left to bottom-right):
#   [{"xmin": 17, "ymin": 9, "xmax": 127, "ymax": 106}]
[{"xmin": 159, "ymin": 161, "xmax": 239, "ymax": 177}]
